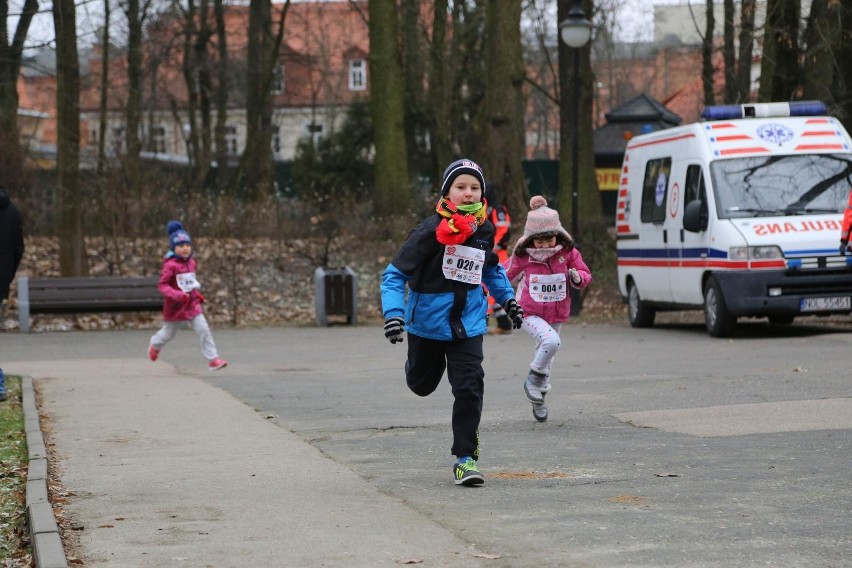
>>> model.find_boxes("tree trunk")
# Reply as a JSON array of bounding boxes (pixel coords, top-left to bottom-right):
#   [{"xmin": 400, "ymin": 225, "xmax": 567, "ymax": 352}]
[
  {"xmin": 836, "ymin": 0, "xmax": 852, "ymax": 131},
  {"xmin": 478, "ymin": 0, "xmax": 528, "ymax": 225},
  {"xmin": 557, "ymin": 0, "xmax": 599, "ymax": 244},
  {"xmin": 240, "ymin": 0, "xmax": 288, "ymax": 200},
  {"xmin": 400, "ymin": 0, "xmax": 427, "ymax": 178},
  {"xmin": 429, "ymin": 0, "xmax": 452, "ymax": 179},
  {"xmin": 53, "ymin": 0, "xmax": 88, "ymax": 276},
  {"xmin": 213, "ymin": 0, "xmax": 230, "ymax": 188},
  {"xmin": 368, "ymin": 0, "xmax": 409, "ymax": 218},
  {"xmin": 758, "ymin": 0, "xmax": 801, "ymax": 102},
  {"xmin": 723, "ymin": 0, "xmax": 736, "ymax": 103},
  {"xmin": 0, "ymin": 0, "xmax": 38, "ymax": 191},
  {"xmin": 702, "ymin": 0, "xmax": 715, "ymax": 106},
  {"xmin": 196, "ymin": 0, "xmax": 213, "ymax": 188},
  {"xmin": 735, "ymin": 0, "xmax": 756, "ymax": 102},
  {"xmin": 801, "ymin": 0, "xmax": 841, "ymax": 107},
  {"xmin": 96, "ymin": 0, "xmax": 110, "ymax": 177},
  {"xmin": 125, "ymin": 0, "xmax": 143, "ymax": 229}
]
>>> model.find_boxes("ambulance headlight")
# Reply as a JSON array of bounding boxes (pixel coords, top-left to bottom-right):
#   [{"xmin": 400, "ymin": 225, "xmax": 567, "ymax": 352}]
[{"xmin": 729, "ymin": 246, "xmax": 784, "ymax": 260}]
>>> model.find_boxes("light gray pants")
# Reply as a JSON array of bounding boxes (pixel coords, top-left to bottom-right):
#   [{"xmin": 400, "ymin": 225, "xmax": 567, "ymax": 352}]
[
  {"xmin": 150, "ymin": 313, "xmax": 219, "ymax": 361},
  {"xmin": 522, "ymin": 315, "xmax": 563, "ymax": 384}
]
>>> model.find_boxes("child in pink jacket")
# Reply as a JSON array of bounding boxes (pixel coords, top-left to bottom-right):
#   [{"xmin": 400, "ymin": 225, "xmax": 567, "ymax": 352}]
[
  {"xmin": 503, "ymin": 196, "xmax": 591, "ymax": 422},
  {"xmin": 148, "ymin": 221, "xmax": 228, "ymax": 371}
]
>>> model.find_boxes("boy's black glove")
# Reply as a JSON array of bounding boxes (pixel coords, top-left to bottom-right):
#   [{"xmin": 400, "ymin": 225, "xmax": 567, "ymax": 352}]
[
  {"xmin": 841, "ymin": 240, "xmax": 848, "ymax": 255},
  {"xmin": 503, "ymin": 299, "xmax": 524, "ymax": 329},
  {"xmin": 384, "ymin": 316, "xmax": 405, "ymax": 344}
]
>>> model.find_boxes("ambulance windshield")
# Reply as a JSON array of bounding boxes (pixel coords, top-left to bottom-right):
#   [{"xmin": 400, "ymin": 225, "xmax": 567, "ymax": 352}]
[{"xmin": 710, "ymin": 154, "xmax": 852, "ymax": 218}]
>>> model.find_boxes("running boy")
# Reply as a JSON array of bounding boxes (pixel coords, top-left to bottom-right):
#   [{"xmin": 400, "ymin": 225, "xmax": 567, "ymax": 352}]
[
  {"xmin": 148, "ymin": 221, "xmax": 228, "ymax": 371},
  {"xmin": 504, "ymin": 196, "xmax": 591, "ymax": 422},
  {"xmin": 381, "ymin": 159, "xmax": 523, "ymax": 486}
]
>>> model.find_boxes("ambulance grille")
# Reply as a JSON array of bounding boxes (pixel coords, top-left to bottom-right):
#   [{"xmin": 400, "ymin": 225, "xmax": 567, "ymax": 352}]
[{"xmin": 777, "ymin": 267, "xmax": 852, "ymax": 296}]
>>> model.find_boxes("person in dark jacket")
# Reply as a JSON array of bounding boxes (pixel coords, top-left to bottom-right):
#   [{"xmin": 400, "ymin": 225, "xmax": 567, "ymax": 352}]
[
  {"xmin": 0, "ymin": 185, "xmax": 25, "ymax": 401},
  {"xmin": 381, "ymin": 159, "xmax": 523, "ymax": 486}
]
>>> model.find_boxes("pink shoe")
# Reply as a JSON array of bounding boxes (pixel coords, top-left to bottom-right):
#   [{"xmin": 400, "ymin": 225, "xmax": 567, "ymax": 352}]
[
  {"xmin": 209, "ymin": 357, "xmax": 228, "ymax": 371},
  {"xmin": 148, "ymin": 345, "xmax": 159, "ymax": 362}
]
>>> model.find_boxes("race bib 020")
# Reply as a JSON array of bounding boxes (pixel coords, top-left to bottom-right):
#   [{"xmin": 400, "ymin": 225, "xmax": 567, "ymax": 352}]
[{"xmin": 442, "ymin": 244, "xmax": 485, "ymax": 285}]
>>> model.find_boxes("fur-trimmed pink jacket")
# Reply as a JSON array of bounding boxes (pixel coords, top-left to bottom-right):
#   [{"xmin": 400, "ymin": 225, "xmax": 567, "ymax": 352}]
[
  {"xmin": 157, "ymin": 254, "xmax": 204, "ymax": 322},
  {"xmin": 503, "ymin": 247, "xmax": 591, "ymax": 324}
]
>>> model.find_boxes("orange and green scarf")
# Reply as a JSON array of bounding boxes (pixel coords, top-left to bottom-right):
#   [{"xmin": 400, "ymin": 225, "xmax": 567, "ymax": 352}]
[{"xmin": 435, "ymin": 197, "xmax": 488, "ymax": 245}]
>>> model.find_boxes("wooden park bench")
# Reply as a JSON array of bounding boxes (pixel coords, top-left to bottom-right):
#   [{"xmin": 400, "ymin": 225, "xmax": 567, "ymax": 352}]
[{"xmin": 17, "ymin": 276, "xmax": 162, "ymax": 333}]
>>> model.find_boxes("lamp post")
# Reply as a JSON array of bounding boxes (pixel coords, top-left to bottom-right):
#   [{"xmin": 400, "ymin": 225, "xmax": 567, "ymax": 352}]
[{"xmin": 559, "ymin": 0, "xmax": 592, "ymax": 242}]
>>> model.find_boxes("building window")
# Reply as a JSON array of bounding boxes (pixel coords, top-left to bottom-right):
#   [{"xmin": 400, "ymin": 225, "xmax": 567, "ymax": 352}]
[
  {"xmin": 110, "ymin": 126, "xmax": 126, "ymax": 156},
  {"xmin": 348, "ymin": 59, "xmax": 366, "ymax": 91},
  {"xmin": 224, "ymin": 125, "xmax": 239, "ymax": 155},
  {"xmin": 272, "ymin": 64, "xmax": 284, "ymax": 94},
  {"xmin": 305, "ymin": 121, "xmax": 324, "ymax": 140},
  {"xmin": 150, "ymin": 125, "xmax": 166, "ymax": 153},
  {"xmin": 271, "ymin": 125, "xmax": 281, "ymax": 154}
]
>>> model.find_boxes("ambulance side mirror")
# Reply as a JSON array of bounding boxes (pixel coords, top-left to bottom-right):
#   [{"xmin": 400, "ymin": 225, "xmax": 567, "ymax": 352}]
[{"xmin": 683, "ymin": 200, "xmax": 707, "ymax": 232}]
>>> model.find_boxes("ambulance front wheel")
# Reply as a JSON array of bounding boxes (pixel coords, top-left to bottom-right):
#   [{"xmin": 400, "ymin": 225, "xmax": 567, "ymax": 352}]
[
  {"xmin": 627, "ymin": 280, "xmax": 656, "ymax": 328},
  {"xmin": 703, "ymin": 277, "xmax": 737, "ymax": 337}
]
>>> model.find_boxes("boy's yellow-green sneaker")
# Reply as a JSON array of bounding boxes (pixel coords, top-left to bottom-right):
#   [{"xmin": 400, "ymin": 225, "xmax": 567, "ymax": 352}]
[{"xmin": 453, "ymin": 456, "xmax": 485, "ymax": 486}]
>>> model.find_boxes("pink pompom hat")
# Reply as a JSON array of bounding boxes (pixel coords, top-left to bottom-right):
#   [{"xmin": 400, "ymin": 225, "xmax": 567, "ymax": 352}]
[{"xmin": 513, "ymin": 195, "xmax": 573, "ymax": 251}]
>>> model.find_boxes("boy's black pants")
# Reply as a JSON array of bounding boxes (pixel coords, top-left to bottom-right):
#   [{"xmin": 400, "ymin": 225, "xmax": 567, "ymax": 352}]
[{"xmin": 405, "ymin": 333, "xmax": 484, "ymax": 459}]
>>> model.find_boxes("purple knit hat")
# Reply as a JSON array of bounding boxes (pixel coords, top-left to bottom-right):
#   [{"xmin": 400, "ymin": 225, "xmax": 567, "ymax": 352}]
[{"xmin": 513, "ymin": 195, "xmax": 573, "ymax": 251}]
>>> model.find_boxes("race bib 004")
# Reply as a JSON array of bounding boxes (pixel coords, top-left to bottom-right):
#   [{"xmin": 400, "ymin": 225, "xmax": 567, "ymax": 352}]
[
  {"xmin": 442, "ymin": 244, "xmax": 485, "ymax": 285},
  {"xmin": 528, "ymin": 273, "xmax": 566, "ymax": 303},
  {"xmin": 176, "ymin": 272, "xmax": 202, "ymax": 293}
]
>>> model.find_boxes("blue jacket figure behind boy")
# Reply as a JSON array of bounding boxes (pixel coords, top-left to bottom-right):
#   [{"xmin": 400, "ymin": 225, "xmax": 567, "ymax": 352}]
[{"xmin": 381, "ymin": 159, "xmax": 523, "ymax": 486}]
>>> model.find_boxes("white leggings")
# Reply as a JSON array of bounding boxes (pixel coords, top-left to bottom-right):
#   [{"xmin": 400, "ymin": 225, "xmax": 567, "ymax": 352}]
[
  {"xmin": 522, "ymin": 315, "xmax": 562, "ymax": 381},
  {"xmin": 150, "ymin": 313, "xmax": 219, "ymax": 362}
]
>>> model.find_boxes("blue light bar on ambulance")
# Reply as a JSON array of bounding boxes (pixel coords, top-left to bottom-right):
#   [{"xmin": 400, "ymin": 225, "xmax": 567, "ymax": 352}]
[{"xmin": 701, "ymin": 100, "xmax": 827, "ymax": 120}]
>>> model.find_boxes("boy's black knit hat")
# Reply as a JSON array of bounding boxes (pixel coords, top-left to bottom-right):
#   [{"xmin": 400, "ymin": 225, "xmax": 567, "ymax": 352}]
[{"xmin": 440, "ymin": 159, "xmax": 486, "ymax": 196}]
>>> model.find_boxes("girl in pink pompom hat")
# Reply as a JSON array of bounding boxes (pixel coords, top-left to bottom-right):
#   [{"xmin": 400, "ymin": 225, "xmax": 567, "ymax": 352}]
[{"xmin": 503, "ymin": 196, "xmax": 592, "ymax": 422}]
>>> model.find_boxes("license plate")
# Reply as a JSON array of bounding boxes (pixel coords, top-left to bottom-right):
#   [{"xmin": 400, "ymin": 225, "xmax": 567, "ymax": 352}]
[{"xmin": 800, "ymin": 296, "xmax": 851, "ymax": 312}]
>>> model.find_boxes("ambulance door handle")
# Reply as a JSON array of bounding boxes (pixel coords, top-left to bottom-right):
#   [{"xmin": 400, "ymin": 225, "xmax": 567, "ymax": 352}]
[
  {"xmin": 663, "ymin": 230, "xmax": 668, "ymax": 244},
  {"xmin": 679, "ymin": 229, "xmax": 685, "ymax": 242}
]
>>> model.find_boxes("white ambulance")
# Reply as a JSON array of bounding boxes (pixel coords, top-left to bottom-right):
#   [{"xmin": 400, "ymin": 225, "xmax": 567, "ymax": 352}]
[{"xmin": 615, "ymin": 101, "xmax": 852, "ymax": 337}]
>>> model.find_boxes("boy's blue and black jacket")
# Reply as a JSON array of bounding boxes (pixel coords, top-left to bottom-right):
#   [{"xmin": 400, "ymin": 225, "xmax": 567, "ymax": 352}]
[{"xmin": 381, "ymin": 215, "xmax": 516, "ymax": 341}]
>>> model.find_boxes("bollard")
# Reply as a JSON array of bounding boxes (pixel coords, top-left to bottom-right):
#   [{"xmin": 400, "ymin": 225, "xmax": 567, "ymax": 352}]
[
  {"xmin": 313, "ymin": 266, "xmax": 358, "ymax": 326},
  {"xmin": 569, "ymin": 286, "xmax": 583, "ymax": 317}
]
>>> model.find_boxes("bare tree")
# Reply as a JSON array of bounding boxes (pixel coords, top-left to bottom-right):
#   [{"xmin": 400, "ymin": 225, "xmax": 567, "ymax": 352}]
[
  {"xmin": 240, "ymin": 0, "xmax": 289, "ymax": 200},
  {"xmin": 368, "ymin": 0, "xmax": 408, "ymax": 217},
  {"xmin": 53, "ymin": 0, "xmax": 88, "ymax": 276},
  {"xmin": 801, "ymin": 0, "xmax": 841, "ymax": 107},
  {"xmin": 837, "ymin": 0, "xmax": 852, "ymax": 130},
  {"xmin": 722, "ymin": 0, "xmax": 736, "ymax": 103},
  {"xmin": 735, "ymin": 0, "xmax": 756, "ymax": 103},
  {"xmin": 428, "ymin": 0, "xmax": 453, "ymax": 175},
  {"xmin": 213, "ymin": 0, "xmax": 229, "ymax": 176},
  {"xmin": 0, "ymin": 0, "xmax": 38, "ymax": 190},
  {"xmin": 758, "ymin": 0, "xmax": 801, "ymax": 102},
  {"xmin": 477, "ymin": 0, "xmax": 528, "ymax": 222},
  {"xmin": 701, "ymin": 0, "xmax": 715, "ymax": 106}
]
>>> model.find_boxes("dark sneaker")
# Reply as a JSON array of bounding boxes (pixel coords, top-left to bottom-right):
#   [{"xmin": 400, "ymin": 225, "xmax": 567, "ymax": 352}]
[{"xmin": 453, "ymin": 457, "xmax": 485, "ymax": 486}]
